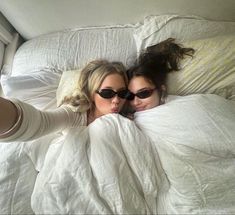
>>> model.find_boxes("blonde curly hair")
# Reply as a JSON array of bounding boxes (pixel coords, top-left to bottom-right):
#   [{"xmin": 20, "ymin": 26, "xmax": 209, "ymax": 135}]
[{"xmin": 62, "ymin": 60, "xmax": 128, "ymax": 113}]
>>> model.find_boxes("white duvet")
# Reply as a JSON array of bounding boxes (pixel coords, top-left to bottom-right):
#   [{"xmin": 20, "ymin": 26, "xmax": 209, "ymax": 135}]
[
  {"xmin": 134, "ymin": 94, "xmax": 235, "ymax": 214},
  {"xmin": 1, "ymin": 94, "xmax": 235, "ymax": 214}
]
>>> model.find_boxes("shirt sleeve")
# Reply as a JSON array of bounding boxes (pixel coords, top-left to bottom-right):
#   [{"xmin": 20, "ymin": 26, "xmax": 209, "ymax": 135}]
[{"xmin": 1, "ymin": 99, "xmax": 87, "ymax": 142}]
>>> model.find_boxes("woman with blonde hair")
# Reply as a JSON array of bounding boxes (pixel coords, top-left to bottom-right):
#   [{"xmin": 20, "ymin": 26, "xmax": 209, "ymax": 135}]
[{"xmin": 0, "ymin": 59, "xmax": 129, "ymax": 142}]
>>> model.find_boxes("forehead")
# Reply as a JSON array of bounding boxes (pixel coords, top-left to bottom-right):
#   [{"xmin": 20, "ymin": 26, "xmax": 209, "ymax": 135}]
[
  {"xmin": 100, "ymin": 73, "xmax": 126, "ymax": 88},
  {"xmin": 128, "ymin": 76, "xmax": 154, "ymax": 91}
]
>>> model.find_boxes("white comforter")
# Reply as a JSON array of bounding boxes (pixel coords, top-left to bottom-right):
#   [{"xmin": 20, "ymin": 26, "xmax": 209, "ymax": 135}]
[
  {"xmin": 31, "ymin": 116, "xmax": 167, "ymax": 214},
  {"xmin": 0, "ymin": 94, "xmax": 235, "ymax": 214},
  {"xmin": 135, "ymin": 94, "xmax": 235, "ymax": 214}
]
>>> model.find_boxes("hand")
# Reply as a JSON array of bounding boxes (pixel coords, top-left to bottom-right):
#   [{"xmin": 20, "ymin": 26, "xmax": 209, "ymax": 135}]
[{"xmin": 0, "ymin": 97, "xmax": 21, "ymax": 138}]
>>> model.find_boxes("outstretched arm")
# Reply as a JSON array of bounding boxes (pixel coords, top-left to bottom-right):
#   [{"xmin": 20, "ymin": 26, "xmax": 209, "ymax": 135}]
[
  {"xmin": 0, "ymin": 97, "xmax": 22, "ymax": 138},
  {"xmin": 0, "ymin": 97, "xmax": 87, "ymax": 142}
]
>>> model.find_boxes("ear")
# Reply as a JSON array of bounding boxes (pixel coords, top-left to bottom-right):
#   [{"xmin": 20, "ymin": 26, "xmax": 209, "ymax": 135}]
[
  {"xmin": 160, "ymin": 85, "xmax": 167, "ymax": 105},
  {"xmin": 161, "ymin": 85, "xmax": 166, "ymax": 92}
]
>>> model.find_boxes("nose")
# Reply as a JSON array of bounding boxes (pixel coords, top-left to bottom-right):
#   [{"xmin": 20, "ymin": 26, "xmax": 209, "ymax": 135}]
[
  {"xmin": 112, "ymin": 95, "xmax": 121, "ymax": 104},
  {"xmin": 132, "ymin": 96, "xmax": 141, "ymax": 106}
]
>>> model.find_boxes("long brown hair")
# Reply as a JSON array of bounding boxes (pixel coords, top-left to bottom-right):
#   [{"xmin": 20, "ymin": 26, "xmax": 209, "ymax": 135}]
[{"xmin": 127, "ymin": 38, "xmax": 195, "ymax": 93}]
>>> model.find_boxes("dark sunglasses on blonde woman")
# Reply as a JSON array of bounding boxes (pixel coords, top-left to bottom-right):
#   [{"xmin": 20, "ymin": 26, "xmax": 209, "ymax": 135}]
[
  {"xmin": 127, "ymin": 88, "xmax": 156, "ymax": 100},
  {"xmin": 96, "ymin": 89, "xmax": 129, "ymax": 99}
]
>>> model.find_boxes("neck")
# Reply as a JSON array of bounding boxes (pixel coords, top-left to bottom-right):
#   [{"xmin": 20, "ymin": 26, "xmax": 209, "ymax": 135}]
[
  {"xmin": 87, "ymin": 111, "xmax": 94, "ymax": 125},
  {"xmin": 87, "ymin": 109, "xmax": 102, "ymax": 125}
]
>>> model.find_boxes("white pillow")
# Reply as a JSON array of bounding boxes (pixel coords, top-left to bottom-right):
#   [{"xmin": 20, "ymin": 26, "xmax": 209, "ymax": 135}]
[
  {"xmin": 12, "ymin": 27, "xmax": 136, "ymax": 76},
  {"xmin": 56, "ymin": 69, "xmax": 81, "ymax": 107},
  {"xmin": 134, "ymin": 14, "xmax": 235, "ymax": 53},
  {"xmin": 167, "ymin": 35, "xmax": 235, "ymax": 100},
  {"xmin": 1, "ymin": 70, "xmax": 61, "ymax": 109}
]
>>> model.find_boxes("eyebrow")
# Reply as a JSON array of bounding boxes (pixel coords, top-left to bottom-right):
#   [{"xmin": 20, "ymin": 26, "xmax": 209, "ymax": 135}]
[{"xmin": 136, "ymin": 87, "xmax": 152, "ymax": 92}]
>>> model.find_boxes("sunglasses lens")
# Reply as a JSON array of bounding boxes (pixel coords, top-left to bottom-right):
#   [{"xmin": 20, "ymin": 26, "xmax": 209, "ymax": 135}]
[
  {"xmin": 97, "ymin": 89, "xmax": 128, "ymax": 99},
  {"xmin": 98, "ymin": 89, "xmax": 115, "ymax": 99},
  {"xmin": 137, "ymin": 89, "xmax": 153, "ymax": 99},
  {"xmin": 127, "ymin": 89, "xmax": 155, "ymax": 100},
  {"xmin": 117, "ymin": 90, "xmax": 129, "ymax": 99}
]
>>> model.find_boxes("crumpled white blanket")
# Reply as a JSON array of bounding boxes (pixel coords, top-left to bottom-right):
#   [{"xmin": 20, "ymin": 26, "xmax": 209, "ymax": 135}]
[
  {"xmin": 135, "ymin": 94, "xmax": 235, "ymax": 214},
  {"xmin": 31, "ymin": 115, "xmax": 168, "ymax": 214}
]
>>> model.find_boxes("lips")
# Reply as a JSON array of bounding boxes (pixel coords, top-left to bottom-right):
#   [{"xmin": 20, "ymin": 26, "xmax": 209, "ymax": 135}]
[
  {"xmin": 135, "ymin": 107, "xmax": 145, "ymax": 111},
  {"xmin": 111, "ymin": 107, "xmax": 119, "ymax": 113}
]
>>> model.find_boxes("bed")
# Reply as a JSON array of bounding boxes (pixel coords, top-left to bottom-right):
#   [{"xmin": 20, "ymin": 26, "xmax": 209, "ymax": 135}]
[{"xmin": 0, "ymin": 14, "xmax": 235, "ymax": 214}]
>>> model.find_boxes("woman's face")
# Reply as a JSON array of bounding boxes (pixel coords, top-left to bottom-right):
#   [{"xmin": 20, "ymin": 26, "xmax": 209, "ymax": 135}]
[
  {"xmin": 93, "ymin": 73, "xmax": 127, "ymax": 118},
  {"xmin": 128, "ymin": 76, "xmax": 160, "ymax": 112}
]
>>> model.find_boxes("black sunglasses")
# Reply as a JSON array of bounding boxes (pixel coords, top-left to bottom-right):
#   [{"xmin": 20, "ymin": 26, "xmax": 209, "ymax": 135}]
[
  {"xmin": 96, "ymin": 89, "xmax": 129, "ymax": 99},
  {"xmin": 127, "ymin": 88, "xmax": 156, "ymax": 100}
]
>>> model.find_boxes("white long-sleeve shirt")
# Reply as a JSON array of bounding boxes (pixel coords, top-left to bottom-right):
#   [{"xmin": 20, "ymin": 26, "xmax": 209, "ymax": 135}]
[{"xmin": 2, "ymin": 99, "xmax": 87, "ymax": 142}]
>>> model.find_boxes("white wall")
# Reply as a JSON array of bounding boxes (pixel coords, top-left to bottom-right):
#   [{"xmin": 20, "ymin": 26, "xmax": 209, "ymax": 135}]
[{"xmin": 0, "ymin": 0, "xmax": 235, "ymax": 39}]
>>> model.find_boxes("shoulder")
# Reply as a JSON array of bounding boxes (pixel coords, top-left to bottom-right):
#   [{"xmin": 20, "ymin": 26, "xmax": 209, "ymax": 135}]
[{"xmin": 60, "ymin": 104, "xmax": 87, "ymax": 126}]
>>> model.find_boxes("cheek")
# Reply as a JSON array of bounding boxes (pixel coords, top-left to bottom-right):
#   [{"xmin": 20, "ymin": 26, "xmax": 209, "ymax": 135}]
[
  {"xmin": 94, "ymin": 95, "xmax": 107, "ymax": 108},
  {"xmin": 147, "ymin": 94, "xmax": 160, "ymax": 108}
]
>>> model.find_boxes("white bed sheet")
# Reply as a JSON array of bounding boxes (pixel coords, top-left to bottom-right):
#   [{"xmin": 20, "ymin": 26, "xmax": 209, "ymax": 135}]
[{"xmin": 0, "ymin": 141, "xmax": 37, "ymax": 214}]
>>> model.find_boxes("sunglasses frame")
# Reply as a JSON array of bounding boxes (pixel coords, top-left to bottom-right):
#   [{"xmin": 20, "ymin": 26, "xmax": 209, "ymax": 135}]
[
  {"xmin": 96, "ymin": 88, "xmax": 129, "ymax": 99},
  {"xmin": 127, "ymin": 88, "xmax": 156, "ymax": 101}
]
